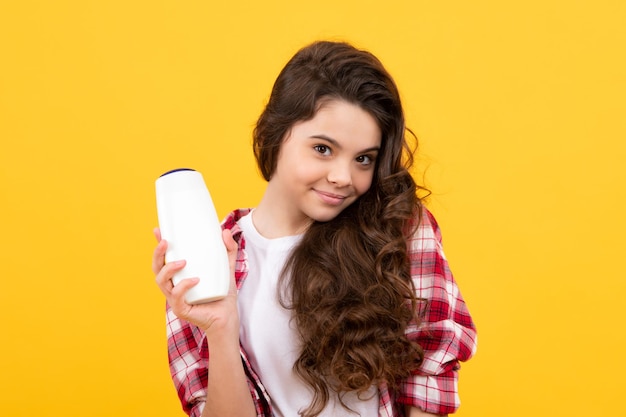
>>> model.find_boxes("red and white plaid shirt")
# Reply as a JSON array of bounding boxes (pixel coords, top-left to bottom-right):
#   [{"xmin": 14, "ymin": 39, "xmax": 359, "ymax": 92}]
[{"xmin": 165, "ymin": 208, "xmax": 477, "ymax": 416}]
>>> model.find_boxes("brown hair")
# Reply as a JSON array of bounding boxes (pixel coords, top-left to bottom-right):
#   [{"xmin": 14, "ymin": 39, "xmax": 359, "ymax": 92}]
[{"xmin": 253, "ymin": 41, "xmax": 426, "ymax": 416}]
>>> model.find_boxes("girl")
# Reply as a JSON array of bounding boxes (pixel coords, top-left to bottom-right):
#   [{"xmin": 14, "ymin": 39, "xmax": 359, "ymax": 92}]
[{"xmin": 153, "ymin": 41, "xmax": 477, "ymax": 417}]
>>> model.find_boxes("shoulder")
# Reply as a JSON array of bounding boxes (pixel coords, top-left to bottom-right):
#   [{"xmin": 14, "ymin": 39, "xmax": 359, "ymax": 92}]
[
  {"xmin": 407, "ymin": 206, "xmax": 445, "ymax": 254},
  {"xmin": 418, "ymin": 206, "xmax": 443, "ymax": 241}
]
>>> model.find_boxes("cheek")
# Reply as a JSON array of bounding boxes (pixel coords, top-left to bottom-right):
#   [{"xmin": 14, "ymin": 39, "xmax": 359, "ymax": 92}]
[
  {"xmin": 353, "ymin": 170, "xmax": 376, "ymax": 195},
  {"xmin": 288, "ymin": 162, "xmax": 324, "ymax": 188}
]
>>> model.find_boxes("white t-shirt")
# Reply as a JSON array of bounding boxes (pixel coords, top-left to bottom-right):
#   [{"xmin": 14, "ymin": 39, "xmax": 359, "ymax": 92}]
[{"xmin": 237, "ymin": 212, "xmax": 379, "ymax": 417}]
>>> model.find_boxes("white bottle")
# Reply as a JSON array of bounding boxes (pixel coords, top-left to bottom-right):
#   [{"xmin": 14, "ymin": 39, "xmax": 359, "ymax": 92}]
[{"xmin": 155, "ymin": 168, "xmax": 229, "ymax": 304}]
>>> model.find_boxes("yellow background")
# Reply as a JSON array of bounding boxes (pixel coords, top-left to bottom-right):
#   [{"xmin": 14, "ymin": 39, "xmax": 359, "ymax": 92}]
[{"xmin": 1, "ymin": 1, "xmax": 624, "ymax": 416}]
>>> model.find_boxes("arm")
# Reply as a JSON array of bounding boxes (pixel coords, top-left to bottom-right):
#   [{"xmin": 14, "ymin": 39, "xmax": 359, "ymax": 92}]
[
  {"xmin": 201, "ymin": 315, "xmax": 256, "ymax": 417},
  {"xmin": 154, "ymin": 229, "xmax": 257, "ymax": 417},
  {"xmin": 398, "ymin": 209, "xmax": 477, "ymax": 414}
]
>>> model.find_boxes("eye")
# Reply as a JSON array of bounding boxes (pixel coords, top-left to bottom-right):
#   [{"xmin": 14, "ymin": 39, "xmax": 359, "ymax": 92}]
[
  {"xmin": 356, "ymin": 154, "xmax": 375, "ymax": 166},
  {"xmin": 314, "ymin": 145, "xmax": 331, "ymax": 156}
]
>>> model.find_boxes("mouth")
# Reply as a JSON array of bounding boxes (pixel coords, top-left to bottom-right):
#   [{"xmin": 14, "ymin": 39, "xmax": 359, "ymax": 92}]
[{"xmin": 314, "ymin": 189, "xmax": 349, "ymax": 206}]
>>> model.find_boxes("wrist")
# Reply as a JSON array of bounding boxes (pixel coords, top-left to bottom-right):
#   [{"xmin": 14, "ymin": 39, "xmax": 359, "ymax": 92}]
[{"xmin": 203, "ymin": 315, "xmax": 241, "ymax": 348}]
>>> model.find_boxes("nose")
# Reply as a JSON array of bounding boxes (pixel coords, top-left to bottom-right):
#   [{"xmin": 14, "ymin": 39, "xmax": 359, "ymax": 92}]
[{"xmin": 327, "ymin": 161, "xmax": 352, "ymax": 187}]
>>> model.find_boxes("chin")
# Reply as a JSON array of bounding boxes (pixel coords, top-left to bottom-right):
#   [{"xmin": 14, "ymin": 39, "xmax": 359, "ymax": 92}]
[
  {"xmin": 311, "ymin": 215, "xmax": 338, "ymax": 223},
  {"xmin": 306, "ymin": 207, "xmax": 348, "ymax": 223}
]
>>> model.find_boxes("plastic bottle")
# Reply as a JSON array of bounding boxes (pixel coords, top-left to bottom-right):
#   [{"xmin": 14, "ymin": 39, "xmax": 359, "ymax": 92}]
[{"xmin": 155, "ymin": 168, "xmax": 229, "ymax": 304}]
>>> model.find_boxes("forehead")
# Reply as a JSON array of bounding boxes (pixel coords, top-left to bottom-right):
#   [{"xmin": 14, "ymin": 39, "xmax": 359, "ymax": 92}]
[{"xmin": 288, "ymin": 99, "xmax": 382, "ymax": 148}]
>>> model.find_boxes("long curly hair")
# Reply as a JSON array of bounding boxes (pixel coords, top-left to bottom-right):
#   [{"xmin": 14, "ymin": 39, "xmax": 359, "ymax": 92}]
[{"xmin": 253, "ymin": 41, "xmax": 426, "ymax": 417}]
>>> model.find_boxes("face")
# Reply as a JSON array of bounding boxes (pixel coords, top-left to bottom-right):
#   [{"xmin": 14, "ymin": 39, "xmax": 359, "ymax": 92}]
[{"xmin": 268, "ymin": 99, "xmax": 382, "ymax": 230}]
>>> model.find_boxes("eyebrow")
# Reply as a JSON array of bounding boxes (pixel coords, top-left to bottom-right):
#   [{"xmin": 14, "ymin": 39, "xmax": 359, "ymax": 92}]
[{"xmin": 309, "ymin": 134, "xmax": 380, "ymax": 154}]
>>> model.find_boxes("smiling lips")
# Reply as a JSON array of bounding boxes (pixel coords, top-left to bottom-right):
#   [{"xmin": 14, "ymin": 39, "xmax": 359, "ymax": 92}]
[{"xmin": 315, "ymin": 189, "xmax": 348, "ymax": 206}]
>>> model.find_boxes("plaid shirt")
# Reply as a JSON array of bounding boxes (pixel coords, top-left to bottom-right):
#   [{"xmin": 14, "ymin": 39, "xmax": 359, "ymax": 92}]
[{"xmin": 166, "ymin": 208, "xmax": 477, "ymax": 417}]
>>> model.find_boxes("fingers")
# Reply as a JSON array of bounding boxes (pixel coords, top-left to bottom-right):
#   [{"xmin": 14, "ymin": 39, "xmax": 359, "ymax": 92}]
[
  {"xmin": 154, "ymin": 259, "xmax": 201, "ymax": 320},
  {"xmin": 152, "ymin": 229, "xmax": 241, "ymax": 333},
  {"xmin": 151, "ymin": 227, "xmax": 201, "ymax": 322},
  {"xmin": 152, "ymin": 238, "xmax": 168, "ymax": 275},
  {"xmin": 168, "ymin": 276, "xmax": 200, "ymax": 312},
  {"xmin": 154, "ymin": 228, "xmax": 238, "ymax": 305},
  {"xmin": 154, "ymin": 259, "xmax": 185, "ymax": 293}
]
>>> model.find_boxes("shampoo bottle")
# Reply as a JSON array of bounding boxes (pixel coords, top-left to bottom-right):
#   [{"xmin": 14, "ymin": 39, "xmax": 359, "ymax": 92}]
[{"xmin": 155, "ymin": 168, "xmax": 229, "ymax": 304}]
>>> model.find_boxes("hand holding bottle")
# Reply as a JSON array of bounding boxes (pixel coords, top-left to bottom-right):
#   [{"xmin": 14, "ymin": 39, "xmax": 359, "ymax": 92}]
[{"xmin": 152, "ymin": 227, "xmax": 241, "ymax": 341}]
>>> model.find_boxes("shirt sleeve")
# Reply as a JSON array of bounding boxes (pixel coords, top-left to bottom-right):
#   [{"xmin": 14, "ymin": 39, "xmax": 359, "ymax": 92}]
[
  {"xmin": 166, "ymin": 305, "xmax": 209, "ymax": 417},
  {"xmin": 397, "ymin": 209, "xmax": 478, "ymax": 415},
  {"xmin": 166, "ymin": 304, "xmax": 272, "ymax": 417},
  {"xmin": 165, "ymin": 209, "xmax": 270, "ymax": 417}
]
